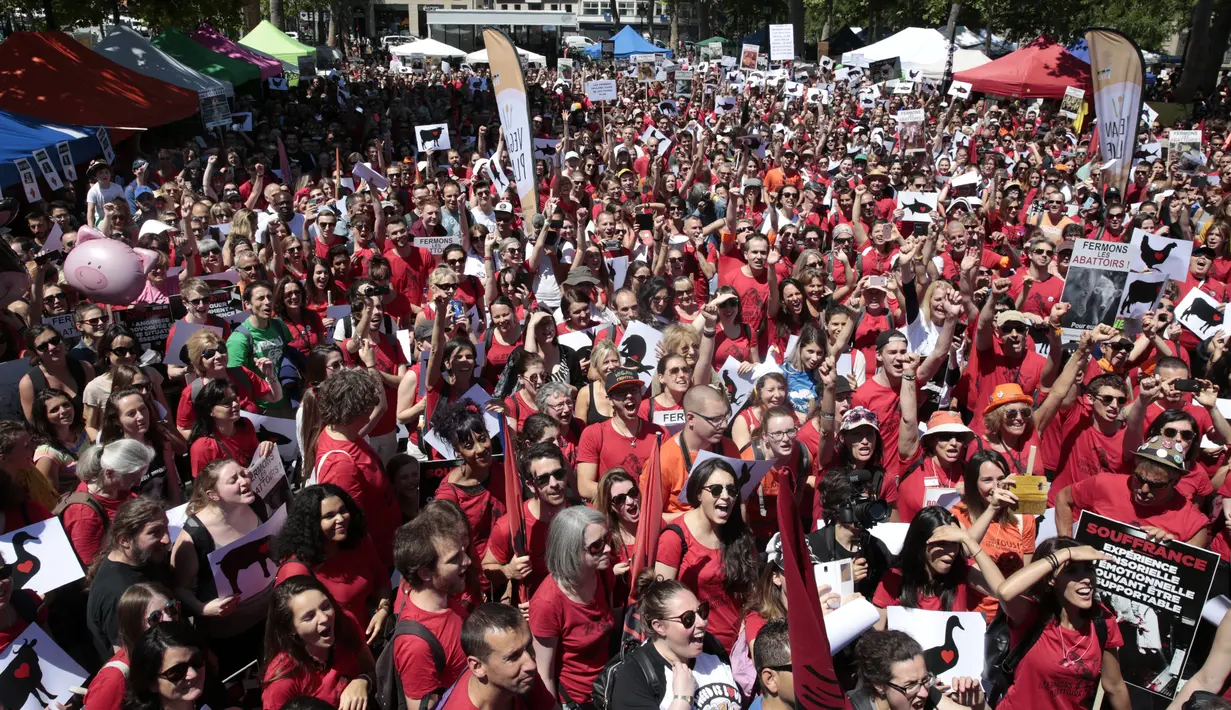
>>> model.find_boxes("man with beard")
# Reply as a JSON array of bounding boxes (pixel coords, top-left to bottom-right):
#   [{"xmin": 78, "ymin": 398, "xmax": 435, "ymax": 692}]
[
  {"xmin": 87, "ymin": 497, "xmax": 173, "ymax": 659},
  {"xmin": 484, "ymin": 443, "xmax": 572, "ymax": 602},
  {"xmin": 436, "ymin": 603, "xmax": 559, "ymax": 710},
  {"xmin": 392, "ymin": 504, "xmax": 474, "ymax": 709}
]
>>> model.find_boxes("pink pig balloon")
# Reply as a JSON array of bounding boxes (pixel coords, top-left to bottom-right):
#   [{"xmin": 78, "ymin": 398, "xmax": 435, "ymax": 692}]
[{"xmin": 63, "ymin": 227, "xmax": 159, "ymax": 305}]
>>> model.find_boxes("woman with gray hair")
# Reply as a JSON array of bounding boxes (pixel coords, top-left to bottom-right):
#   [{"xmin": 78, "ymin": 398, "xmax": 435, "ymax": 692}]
[
  {"xmin": 62, "ymin": 439, "xmax": 155, "ymax": 566},
  {"xmin": 528, "ymin": 503, "xmax": 615, "ymax": 707}
]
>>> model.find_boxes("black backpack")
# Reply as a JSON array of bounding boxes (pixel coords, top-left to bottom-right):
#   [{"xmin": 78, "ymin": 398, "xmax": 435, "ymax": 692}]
[
  {"xmin": 984, "ymin": 609, "xmax": 1107, "ymax": 707},
  {"xmin": 374, "ymin": 614, "xmax": 447, "ymax": 710},
  {"xmin": 591, "ymin": 635, "xmax": 658, "ymax": 710}
]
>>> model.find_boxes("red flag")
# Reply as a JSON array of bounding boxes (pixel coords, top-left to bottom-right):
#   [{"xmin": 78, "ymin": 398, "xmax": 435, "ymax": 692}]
[
  {"xmin": 500, "ymin": 415, "xmax": 528, "ymax": 604},
  {"xmin": 777, "ymin": 469, "xmax": 850, "ymax": 710},
  {"xmin": 628, "ymin": 433, "xmax": 664, "ymax": 605},
  {"xmin": 277, "ymin": 136, "xmax": 291, "ymax": 186}
]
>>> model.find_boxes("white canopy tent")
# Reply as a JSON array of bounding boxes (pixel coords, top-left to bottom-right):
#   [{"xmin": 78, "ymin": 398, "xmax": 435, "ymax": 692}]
[
  {"xmin": 389, "ymin": 38, "xmax": 466, "ymax": 58},
  {"xmin": 855, "ymin": 27, "xmax": 990, "ymax": 80},
  {"xmin": 95, "ymin": 25, "xmax": 234, "ymax": 97},
  {"xmin": 463, "ymin": 46, "xmax": 546, "ymax": 66},
  {"xmin": 952, "ymin": 26, "xmax": 1016, "ymax": 55}
]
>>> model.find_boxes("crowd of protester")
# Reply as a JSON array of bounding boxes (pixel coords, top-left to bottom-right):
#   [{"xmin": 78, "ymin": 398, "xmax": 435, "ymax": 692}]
[{"xmin": 8, "ymin": 34, "xmax": 1231, "ymax": 710}]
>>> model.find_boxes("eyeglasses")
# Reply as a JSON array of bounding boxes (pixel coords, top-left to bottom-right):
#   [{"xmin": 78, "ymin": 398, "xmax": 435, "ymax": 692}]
[
  {"xmin": 1162, "ymin": 427, "xmax": 1196, "ymax": 442},
  {"xmin": 765, "ymin": 427, "xmax": 799, "ymax": 441},
  {"xmin": 585, "ymin": 535, "xmax": 612, "ymax": 556},
  {"xmin": 35, "ymin": 334, "xmax": 63, "ymax": 353},
  {"xmin": 533, "ymin": 468, "xmax": 567, "ymax": 488},
  {"xmin": 885, "ymin": 673, "xmax": 935, "ymax": 697},
  {"xmin": 693, "ymin": 411, "xmax": 731, "ymax": 429},
  {"xmin": 43, "ymin": 293, "xmax": 66, "ymax": 302},
  {"xmin": 146, "ymin": 599, "xmax": 182, "ymax": 627},
  {"xmin": 1002, "ymin": 406, "xmax": 1031, "ymax": 421},
  {"xmin": 611, "ymin": 488, "xmax": 641, "ymax": 507},
  {"xmin": 159, "ymin": 653, "xmax": 204, "ymax": 684},
  {"xmin": 523, "ymin": 373, "xmax": 546, "ymax": 384},
  {"xmin": 1132, "ymin": 472, "xmax": 1171, "ymax": 490},
  {"xmin": 1000, "ymin": 323, "xmax": 1029, "ymax": 335},
  {"xmin": 781, "ymin": 192, "xmax": 798, "ymax": 198},
  {"xmin": 662, "ymin": 601, "xmax": 710, "ymax": 629},
  {"xmin": 111, "ymin": 345, "xmax": 137, "ymax": 358},
  {"xmin": 1092, "ymin": 393, "xmax": 1128, "ymax": 407},
  {"xmin": 701, "ymin": 483, "xmax": 739, "ymax": 499}
]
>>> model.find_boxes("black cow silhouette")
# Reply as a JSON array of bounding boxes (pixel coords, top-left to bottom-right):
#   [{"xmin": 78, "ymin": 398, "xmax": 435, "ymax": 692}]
[
  {"xmin": 0, "ymin": 639, "xmax": 55, "ymax": 709},
  {"xmin": 721, "ymin": 370, "xmax": 739, "ymax": 404},
  {"xmin": 217, "ymin": 534, "xmax": 275, "ymax": 596},
  {"xmin": 257, "ymin": 425, "xmax": 292, "ymax": 446},
  {"xmin": 10, "ymin": 531, "xmax": 40, "ymax": 589},
  {"xmin": 418, "ymin": 126, "xmax": 444, "ymax": 146},
  {"xmin": 536, "ymin": 143, "xmax": 558, "ymax": 157},
  {"xmin": 903, "ymin": 199, "xmax": 933, "ymax": 215},
  {"xmin": 1139, "ymin": 234, "xmax": 1177, "ymax": 269},
  {"xmin": 923, "ymin": 616, "xmax": 964, "ymax": 676},
  {"xmin": 1120, "ymin": 278, "xmax": 1165, "ymax": 315},
  {"xmin": 1182, "ymin": 296, "xmax": 1225, "ymax": 335},
  {"xmin": 619, "ymin": 336, "xmax": 654, "ymax": 375}
]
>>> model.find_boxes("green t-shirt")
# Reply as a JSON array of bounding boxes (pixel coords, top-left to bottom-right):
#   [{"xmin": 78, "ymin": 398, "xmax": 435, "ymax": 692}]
[{"xmin": 226, "ymin": 317, "xmax": 291, "ymax": 410}]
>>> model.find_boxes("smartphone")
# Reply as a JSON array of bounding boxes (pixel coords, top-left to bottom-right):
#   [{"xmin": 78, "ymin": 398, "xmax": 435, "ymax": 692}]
[
  {"xmin": 550, "ymin": 218, "xmax": 564, "ymax": 229},
  {"xmin": 635, "ymin": 213, "xmax": 655, "ymax": 232},
  {"xmin": 867, "ymin": 276, "xmax": 889, "ymax": 290},
  {"xmin": 544, "ymin": 230, "xmax": 559, "ymax": 248},
  {"xmin": 449, "ymin": 299, "xmax": 465, "ymax": 321},
  {"xmin": 1173, "ymin": 378, "xmax": 1203, "ymax": 393}
]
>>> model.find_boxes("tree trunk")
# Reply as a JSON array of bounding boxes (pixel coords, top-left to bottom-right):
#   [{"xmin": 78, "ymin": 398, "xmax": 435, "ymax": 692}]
[
  {"xmin": 609, "ymin": 0, "xmax": 621, "ymax": 28},
  {"xmin": 244, "ymin": 0, "xmax": 262, "ymax": 32},
  {"xmin": 944, "ymin": 1, "xmax": 961, "ymax": 44},
  {"xmin": 789, "ymin": 0, "xmax": 804, "ymax": 58},
  {"xmin": 42, "ymin": 0, "xmax": 56, "ymax": 31},
  {"xmin": 270, "ymin": 0, "xmax": 284, "ymax": 30},
  {"xmin": 1176, "ymin": 0, "xmax": 1215, "ymax": 102},
  {"xmin": 984, "ymin": 6, "xmax": 992, "ymax": 55},
  {"xmin": 1197, "ymin": 0, "xmax": 1231, "ymax": 96},
  {"xmin": 696, "ymin": 0, "xmax": 709, "ymax": 38},
  {"xmin": 821, "ymin": 0, "xmax": 834, "ymax": 41},
  {"xmin": 669, "ymin": 0, "xmax": 678, "ymax": 49},
  {"xmin": 327, "ymin": 0, "xmax": 339, "ymax": 46},
  {"xmin": 111, "ymin": 0, "xmax": 120, "ymax": 25}
]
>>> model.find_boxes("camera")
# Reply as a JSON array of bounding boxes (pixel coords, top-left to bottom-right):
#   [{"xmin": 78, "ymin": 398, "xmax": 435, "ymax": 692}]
[{"xmin": 833, "ymin": 469, "xmax": 891, "ymax": 528}]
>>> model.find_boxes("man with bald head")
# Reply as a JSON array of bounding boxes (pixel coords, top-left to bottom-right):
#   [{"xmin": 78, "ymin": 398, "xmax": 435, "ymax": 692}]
[{"xmin": 640, "ymin": 385, "xmax": 741, "ymax": 515}]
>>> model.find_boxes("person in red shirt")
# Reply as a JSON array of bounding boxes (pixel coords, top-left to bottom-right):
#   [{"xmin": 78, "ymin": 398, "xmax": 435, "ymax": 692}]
[
  {"xmin": 499, "ymin": 353, "xmax": 544, "ymax": 434},
  {"xmin": 528, "ymin": 505, "xmax": 616, "ymax": 706},
  {"xmin": 1057, "ymin": 435, "xmax": 1210, "ymax": 546},
  {"xmin": 994, "ymin": 537, "xmax": 1130, "ymax": 710},
  {"xmin": 176, "ymin": 329, "xmax": 278, "ymax": 437},
  {"xmin": 485, "ymin": 442, "xmax": 571, "ymax": 602},
  {"xmin": 436, "ymin": 603, "xmax": 558, "ymax": 710},
  {"xmin": 390, "ymin": 503, "xmax": 473, "ymax": 708},
  {"xmin": 1009, "ymin": 234, "xmax": 1065, "ymax": 318},
  {"xmin": 85, "ymin": 582, "xmax": 180, "ymax": 710},
  {"xmin": 892, "ymin": 398, "xmax": 975, "ymax": 524},
  {"xmin": 311, "ymin": 369, "xmax": 401, "ymax": 568},
  {"xmin": 62, "ymin": 440, "xmax": 152, "ymax": 566},
  {"xmin": 384, "ymin": 220, "xmax": 436, "ymax": 314},
  {"xmin": 716, "ymin": 234, "xmax": 774, "ymax": 348},
  {"xmin": 341, "ymin": 293, "xmax": 408, "ymax": 463},
  {"xmin": 261, "ymin": 576, "xmax": 374, "ymax": 710},
  {"xmin": 187, "ymin": 380, "xmax": 273, "ymax": 477},
  {"xmin": 577, "ymin": 369, "xmax": 665, "ymax": 496}
]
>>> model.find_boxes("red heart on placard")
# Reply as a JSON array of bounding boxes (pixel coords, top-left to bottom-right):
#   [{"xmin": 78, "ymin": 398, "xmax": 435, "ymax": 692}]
[
  {"xmin": 941, "ymin": 650, "xmax": 955, "ymax": 664},
  {"xmin": 16, "ymin": 560, "xmax": 33, "ymax": 574},
  {"xmin": 13, "ymin": 663, "xmax": 29, "ymax": 679}
]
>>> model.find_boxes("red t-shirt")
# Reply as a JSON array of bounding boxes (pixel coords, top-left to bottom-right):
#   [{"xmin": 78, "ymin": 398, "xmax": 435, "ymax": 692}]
[
  {"xmin": 487, "ymin": 503, "xmax": 551, "ymax": 598},
  {"xmin": 1008, "ymin": 272, "xmax": 1065, "ymax": 319},
  {"xmin": 964, "ymin": 343, "xmax": 1046, "ymax": 437},
  {"xmin": 393, "ymin": 594, "xmax": 469, "ymax": 700},
  {"xmin": 434, "ymin": 479, "xmax": 506, "ymax": 563},
  {"xmin": 315, "ymin": 433, "xmax": 401, "ymax": 567},
  {"xmin": 1049, "ymin": 404, "xmax": 1133, "ymax": 506},
  {"xmin": 528, "ymin": 575, "xmax": 616, "ymax": 704},
  {"xmin": 657, "ymin": 520, "xmax": 742, "ymax": 651},
  {"xmin": 885, "ymin": 451, "xmax": 962, "ymax": 524},
  {"xmin": 275, "ymin": 534, "xmax": 386, "ymax": 629},
  {"xmin": 503, "ymin": 392, "xmax": 539, "ymax": 431},
  {"xmin": 175, "ymin": 369, "xmax": 270, "ymax": 430},
  {"xmin": 716, "ymin": 260, "xmax": 771, "ymax": 342},
  {"xmin": 341, "ymin": 336, "xmax": 407, "ymax": 436},
  {"xmin": 62, "ymin": 484, "xmax": 133, "ymax": 566},
  {"xmin": 713, "ymin": 324, "xmax": 755, "ymax": 364},
  {"xmin": 1069, "ymin": 474, "xmax": 1208, "ymax": 541},
  {"xmin": 386, "ymin": 246, "xmax": 437, "ymax": 306},
  {"xmin": 0, "ymin": 591, "xmax": 45, "ymax": 652},
  {"xmin": 872, "ymin": 567, "xmax": 979, "ymax": 611},
  {"xmin": 84, "ymin": 649, "xmax": 127, "ymax": 710},
  {"xmin": 851, "ymin": 377, "xmax": 921, "ymax": 470},
  {"xmin": 997, "ymin": 605, "xmax": 1124, "ymax": 710},
  {"xmin": 577, "ymin": 419, "xmax": 666, "ymax": 476},
  {"xmin": 261, "ymin": 639, "xmax": 366, "ymax": 710},
  {"xmin": 189, "ymin": 418, "xmax": 260, "ymax": 477},
  {"xmin": 482, "ymin": 331, "xmax": 525, "ymax": 389},
  {"xmin": 436, "ymin": 670, "xmax": 557, "ymax": 710}
]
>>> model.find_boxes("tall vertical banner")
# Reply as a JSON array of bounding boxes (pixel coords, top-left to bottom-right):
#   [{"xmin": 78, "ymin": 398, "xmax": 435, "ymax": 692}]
[
  {"xmin": 1085, "ymin": 28, "xmax": 1145, "ymax": 197},
  {"xmin": 484, "ymin": 28, "xmax": 539, "ymax": 221}
]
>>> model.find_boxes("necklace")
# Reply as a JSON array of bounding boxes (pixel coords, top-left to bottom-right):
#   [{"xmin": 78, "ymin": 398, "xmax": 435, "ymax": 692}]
[
  {"xmin": 1057, "ymin": 620, "xmax": 1092, "ymax": 668},
  {"xmin": 612, "ymin": 419, "xmax": 639, "ymax": 448}
]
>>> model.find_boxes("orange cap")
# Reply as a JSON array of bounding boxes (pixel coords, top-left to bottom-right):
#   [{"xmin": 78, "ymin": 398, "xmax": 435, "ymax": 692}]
[{"xmin": 984, "ymin": 383, "xmax": 1034, "ymax": 415}]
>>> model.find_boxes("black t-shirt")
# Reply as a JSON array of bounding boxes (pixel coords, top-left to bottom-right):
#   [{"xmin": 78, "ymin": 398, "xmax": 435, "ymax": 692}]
[
  {"xmin": 806, "ymin": 525, "xmax": 893, "ymax": 601},
  {"xmin": 87, "ymin": 558, "xmax": 172, "ymax": 659}
]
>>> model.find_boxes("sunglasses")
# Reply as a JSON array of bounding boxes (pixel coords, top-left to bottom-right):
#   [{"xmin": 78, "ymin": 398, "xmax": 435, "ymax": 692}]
[
  {"xmin": 202, "ymin": 249, "xmax": 222, "ymax": 257},
  {"xmin": 701, "ymin": 483, "xmax": 739, "ymax": 499},
  {"xmin": 446, "ymin": 258, "xmax": 466, "ymax": 267},
  {"xmin": 1002, "ymin": 406, "xmax": 1031, "ymax": 421},
  {"xmin": 159, "ymin": 653, "xmax": 204, "ymax": 683},
  {"xmin": 146, "ymin": 599, "xmax": 182, "ymax": 627},
  {"xmin": 35, "ymin": 334, "xmax": 64, "ymax": 352},
  {"xmin": 437, "ymin": 282, "xmax": 459, "ymax": 291},
  {"xmin": 585, "ymin": 535, "xmax": 612, "ymax": 556},
  {"xmin": 187, "ymin": 297, "xmax": 209, "ymax": 307},
  {"xmin": 737, "ymin": 226, "xmax": 755, "ymax": 233},
  {"xmin": 533, "ymin": 468, "xmax": 567, "ymax": 488},
  {"xmin": 1108, "ymin": 213, "xmax": 1125, "ymax": 219},
  {"xmin": 201, "ymin": 347, "xmax": 224, "ymax": 360},
  {"xmin": 1132, "ymin": 472, "xmax": 1171, "ymax": 490},
  {"xmin": 781, "ymin": 192, "xmax": 798, "ymax": 198},
  {"xmin": 1162, "ymin": 427, "xmax": 1196, "ymax": 442},
  {"xmin": 663, "ymin": 601, "xmax": 710, "ymax": 629},
  {"xmin": 1032, "ymin": 249, "xmax": 1054, "ymax": 256},
  {"xmin": 1000, "ymin": 323, "xmax": 1029, "ymax": 335},
  {"xmin": 43, "ymin": 293, "xmax": 66, "ymax": 302},
  {"xmin": 1094, "ymin": 393, "xmax": 1128, "ymax": 407},
  {"xmin": 611, "ymin": 488, "xmax": 641, "ymax": 507}
]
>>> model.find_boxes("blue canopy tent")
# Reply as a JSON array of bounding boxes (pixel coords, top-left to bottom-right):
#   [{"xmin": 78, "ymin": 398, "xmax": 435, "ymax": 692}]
[
  {"xmin": 0, "ymin": 110, "xmax": 101, "ymax": 188},
  {"xmin": 1066, "ymin": 38, "xmax": 1178, "ymax": 66},
  {"xmin": 583, "ymin": 25, "xmax": 673, "ymax": 58}
]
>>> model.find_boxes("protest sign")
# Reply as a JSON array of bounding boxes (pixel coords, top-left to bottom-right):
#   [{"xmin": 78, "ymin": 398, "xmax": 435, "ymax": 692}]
[
  {"xmin": 351, "ymin": 161, "xmax": 389, "ymax": 190},
  {"xmin": 840, "ymin": 51, "xmax": 868, "ymax": 67},
  {"xmin": 868, "ymin": 56, "xmax": 901, "ymax": 83},
  {"xmin": 207, "ymin": 504, "xmax": 287, "ymax": 600},
  {"xmin": 55, "ymin": 142, "xmax": 77, "ymax": 181},
  {"xmin": 896, "ymin": 191, "xmax": 939, "ymax": 222},
  {"xmin": 557, "ymin": 56, "xmax": 574, "ymax": 81},
  {"xmin": 740, "ymin": 44, "xmax": 759, "ymax": 69},
  {"xmin": 716, "ymin": 356, "xmax": 756, "ymax": 410},
  {"xmin": 96, "ymin": 127, "xmax": 115, "ymax": 164},
  {"xmin": 1175, "ymin": 287, "xmax": 1227, "ymax": 340},
  {"xmin": 240, "ymin": 411, "xmax": 299, "ymax": 464},
  {"xmin": 423, "ymin": 384, "xmax": 502, "ymax": 460},
  {"xmin": 0, "ymin": 623, "xmax": 89, "ymax": 710},
  {"xmin": 248, "ymin": 447, "xmax": 292, "ymax": 517},
  {"xmin": 1075, "ymin": 511, "xmax": 1218, "ymax": 697},
  {"xmin": 0, "ymin": 518, "xmax": 84, "ymax": 595},
  {"xmin": 1169, "ymin": 130, "xmax": 1204, "ymax": 171},
  {"xmin": 415, "ymin": 123, "xmax": 451, "ymax": 152},
  {"xmin": 413, "ymin": 233, "xmax": 461, "ymax": 254},
  {"xmin": 601, "ymin": 40, "xmax": 615, "ymax": 60},
  {"xmin": 676, "ymin": 450, "xmax": 774, "ymax": 504},
  {"xmin": 31, "ymin": 148, "xmax": 63, "ymax": 191},
  {"xmin": 886, "ymin": 608, "xmax": 987, "ymax": 685},
  {"xmin": 14, "ymin": 158, "xmax": 40, "ymax": 203},
  {"xmin": 116, "ymin": 303, "xmax": 174, "ymax": 355},
  {"xmin": 1129, "ymin": 228, "xmax": 1192, "ymax": 283},
  {"xmin": 1059, "ymin": 239, "xmax": 1132, "ymax": 339},
  {"xmin": 164, "ymin": 322, "xmax": 222, "ymax": 367},
  {"xmin": 1060, "ymin": 86, "xmax": 1085, "ymax": 119},
  {"xmin": 41, "ymin": 313, "xmax": 79, "ymax": 342},
  {"xmin": 652, "ymin": 406, "xmax": 687, "ymax": 435},
  {"xmin": 948, "ymin": 80, "xmax": 972, "ymax": 99},
  {"xmin": 636, "ymin": 61, "xmax": 656, "ymax": 82},
  {"xmin": 714, "ymin": 96, "xmax": 738, "ymax": 115},
  {"xmin": 895, "ymin": 109, "xmax": 926, "ymax": 153},
  {"xmin": 768, "ymin": 24, "xmax": 794, "ymax": 61},
  {"xmin": 534, "ymin": 137, "xmax": 561, "ymax": 161},
  {"xmin": 585, "ymin": 79, "xmax": 617, "ymax": 102},
  {"xmin": 200, "ymin": 86, "xmax": 231, "ymax": 129},
  {"xmin": 619, "ymin": 320, "xmax": 664, "ymax": 389},
  {"xmin": 1118, "ymin": 271, "xmax": 1168, "ymax": 319}
]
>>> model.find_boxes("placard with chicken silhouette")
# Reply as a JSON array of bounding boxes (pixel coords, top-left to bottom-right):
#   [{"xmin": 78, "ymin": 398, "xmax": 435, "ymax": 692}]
[
  {"xmin": 895, "ymin": 191, "xmax": 939, "ymax": 223},
  {"xmin": 618, "ymin": 321, "xmax": 663, "ymax": 389},
  {"xmin": 1128, "ymin": 228, "xmax": 1192, "ymax": 283},
  {"xmin": 0, "ymin": 518, "xmax": 83, "ymax": 595},
  {"xmin": 886, "ymin": 608, "xmax": 986, "ymax": 684},
  {"xmin": 716, "ymin": 356, "xmax": 757, "ymax": 410},
  {"xmin": 206, "ymin": 504, "xmax": 287, "ymax": 600},
  {"xmin": 676, "ymin": 451, "xmax": 774, "ymax": 505},
  {"xmin": 0, "ymin": 623, "xmax": 88, "ymax": 710}
]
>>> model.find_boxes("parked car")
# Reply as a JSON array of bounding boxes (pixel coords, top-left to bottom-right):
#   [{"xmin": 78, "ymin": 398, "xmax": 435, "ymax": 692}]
[
  {"xmin": 381, "ymin": 34, "xmax": 416, "ymax": 49},
  {"xmin": 563, "ymin": 35, "xmax": 595, "ymax": 50}
]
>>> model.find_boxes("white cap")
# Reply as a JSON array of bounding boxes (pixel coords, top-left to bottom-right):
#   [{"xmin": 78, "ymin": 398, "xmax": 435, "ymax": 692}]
[
  {"xmin": 139, "ymin": 219, "xmax": 173, "ymax": 237},
  {"xmin": 494, "ymin": 201, "xmax": 514, "ymax": 214},
  {"xmin": 565, "ymin": 150, "xmax": 580, "ymax": 161}
]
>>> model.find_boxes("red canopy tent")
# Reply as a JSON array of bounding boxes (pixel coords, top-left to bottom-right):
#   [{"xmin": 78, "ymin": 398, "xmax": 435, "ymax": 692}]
[
  {"xmin": 0, "ymin": 31, "xmax": 200, "ymax": 129},
  {"xmin": 952, "ymin": 36, "xmax": 1091, "ymax": 99}
]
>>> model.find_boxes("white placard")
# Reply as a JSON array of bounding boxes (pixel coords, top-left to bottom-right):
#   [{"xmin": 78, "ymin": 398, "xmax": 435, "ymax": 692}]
[
  {"xmin": 948, "ymin": 80, "xmax": 972, "ymax": 99},
  {"xmin": 923, "ymin": 487, "xmax": 960, "ymax": 510},
  {"xmin": 55, "ymin": 142, "xmax": 77, "ymax": 182},
  {"xmin": 1129, "ymin": 228, "xmax": 1192, "ymax": 282},
  {"xmin": 653, "ymin": 407, "xmax": 687, "ymax": 435},
  {"xmin": 0, "ymin": 518, "xmax": 84, "ymax": 595},
  {"xmin": 96, "ymin": 127, "xmax": 115, "ymax": 164},
  {"xmin": 351, "ymin": 162, "xmax": 389, "ymax": 191},
  {"xmin": 585, "ymin": 79, "xmax": 618, "ymax": 102},
  {"xmin": 716, "ymin": 356, "xmax": 756, "ymax": 410},
  {"xmin": 37, "ymin": 224, "xmax": 63, "ymax": 258},
  {"xmin": 269, "ymin": 77, "xmax": 289, "ymax": 90},
  {"xmin": 414, "ymin": 234, "xmax": 461, "ymax": 254},
  {"xmin": 1060, "ymin": 85, "xmax": 1085, "ymax": 119},
  {"xmin": 1118, "ymin": 270, "xmax": 1169, "ymax": 319},
  {"xmin": 239, "ymin": 411, "xmax": 299, "ymax": 463},
  {"xmin": 423, "ymin": 384, "xmax": 501, "ymax": 459},
  {"xmin": 0, "ymin": 623, "xmax": 89, "ymax": 710},
  {"xmin": 1176, "ymin": 286, "xmax": 1227, "ymax": 339},
  {"xmin": 206, "ymin": 504, "xmax": 286, "ymax": 600},
  {"xmin": 768, "ymin": 24, "xmax": 794, "ymax": 61},
  {"xmin": 164, "ymin": 322, "xmax": 222, "ymax": 367},
  {"xmin": 41, "ymin": 313, "xmax": 78, "ymax": 341},
  {"xmin": 676, "ymin": 450, "xmax": 775, "ymax": 504},
  {"xmin": 166, "ymin": 502, "xmax": 189, "ymax": 545},
  {"xmin": 415, "ymin": 123, "xmax": 451, "ymax": 152},
  {"xmin": 886, "ymin": 608, "xmax": 987, "ymax": 684},
  {"xmin": 867, "ymin": 522, "xmax": 910, "ymax": 555},
  {"xmin": 14, "ymin": 158, "xmax": 41, "ymax": 203},
  {"xmin": 896, "ymin": 191, "xmax": 939, "ymax": 223},
  {"xmin": 827, "ymin": 598, "xmax": 881, "ymax": 653},
  {"xmin": 247, "ymin": 447, "xmax": 292, "ymax": 513},
  {"xmin": 609, "ymin": 255, "xmax": 629, "ymax": 290},
  {"xmin": 618, "ymin": 320, "xmax": 664, "ymax": 389}
]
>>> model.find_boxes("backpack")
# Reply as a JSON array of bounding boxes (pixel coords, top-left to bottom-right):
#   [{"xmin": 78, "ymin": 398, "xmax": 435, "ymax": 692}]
[
  {"xmin": 375, "ymin": 617, "xmax": 447, "ymax": 710},
  {"xmin": 591, "ymin": 612, "xmax": 657, "ymax": 710},
  {"xmin": 53, "ymin": 491, "xmax": 107, "ymax": 567},
  {"xmin": 984, "ymin": 609, "xmax": 1107, "ymax": 707}
]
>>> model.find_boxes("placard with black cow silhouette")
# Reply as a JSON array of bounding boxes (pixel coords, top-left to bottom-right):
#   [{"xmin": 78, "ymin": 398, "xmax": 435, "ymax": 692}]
[
  {"xmin": 0, "ymin": 518, "xmax": 83, "ymax": 595},
  {"xmin": 895, "ymin": 191, "xmax": 939, "ymax": 223},
  {"xmin": 1128, "ymin": 228, "xmax": 1192, "ymax": 284},
  {"xmin": 206, "ymin": 504, "xmax": 287, "ymax": 601},
  {"xmin": 1118, "ymin": 270, "xmax": 1169, "ymax": 319},
  {"xmin": 1175, "ymin": 286, "xmax": 1229, "ymax": 341},
  {"xmin": 886, "ymin": 608, "xmax": 986, "ymax": 684},
  {"xmin": 0, "ymin": 623, "xmax": 88, "ymax": 710},
  {"xmin": 676, "ymin": 450, "xmax": 775, "ymax": 505},
  {"xmin": 617, "ymin": 320, "xmax": 664, "ymax": 390},
  {"xmin": 415, "ymin": 123, "xmax": 451, "ymax": 153}
]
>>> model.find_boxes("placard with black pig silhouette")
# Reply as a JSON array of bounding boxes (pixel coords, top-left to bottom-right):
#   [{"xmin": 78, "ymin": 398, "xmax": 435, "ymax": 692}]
[
  {"xmin": 0, "ymin": 623, "xmax": 87, "ymax": 710},
  {"xmin": 0, "ymin": 518, "xmax": 83, "ymax": 595},
  {"xmin": 886, "ymin": 608, "xmax": 986, "ymax": 684},
  {"xmin": 206, "ymin": 504, "xmax": 287, "ymax": 600}
]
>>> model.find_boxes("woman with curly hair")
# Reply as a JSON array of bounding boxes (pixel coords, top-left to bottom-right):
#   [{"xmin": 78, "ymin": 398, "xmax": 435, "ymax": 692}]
[{"xmin": 272, "ymin": 484, "xmax": 391, "ymax": 640}]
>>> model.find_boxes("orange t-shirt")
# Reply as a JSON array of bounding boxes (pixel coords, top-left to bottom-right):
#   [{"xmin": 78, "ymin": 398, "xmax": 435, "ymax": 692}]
[
  {"xmin": 640, "ymin": 433, "xmax": 740, "ymax": 514},
  {"xmin": 763, "ymin": 168, "xmax": 803, "ymax": 196},
  {"xmin": 951, "ymin": 503, "xmax": 1036, "ymax": 622}
]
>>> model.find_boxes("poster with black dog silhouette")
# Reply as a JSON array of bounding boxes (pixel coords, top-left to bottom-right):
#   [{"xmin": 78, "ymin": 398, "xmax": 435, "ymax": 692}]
[
  {"xmin": 206, "ymin": 504, "xmax": 287, "ymax": 601},
  {"xmin": 886, "ymin": 608, "xmax": 986, "ymax": 685},
  {"xmin": 0, "ymin": 623, "xmax": 88, "ymax": 710},
  {"xmin": 0, "ymin": 518, "xmax": 83, "ymax": 595},
  {"xmin": 1128, "ymin": 229, "xmax": 1192, "ymax": 284},
  {"xmin": 415, "ymin": 123, "xmax": 451, "ymax": 153},
  {"xmin": 1059, "ymin": 239, "xmax": 1132, "ymax": 340},
  {"xmin": 1075, "ymin": 511, "xmax": 1219, "ymax": 697},
  {"xmin": 676, "ymin": 450, "xmax": 774, "ymax": 505},
  {"xmin": 1175, "ymin": 286, "xmax": 1229, "ymax": 341}
]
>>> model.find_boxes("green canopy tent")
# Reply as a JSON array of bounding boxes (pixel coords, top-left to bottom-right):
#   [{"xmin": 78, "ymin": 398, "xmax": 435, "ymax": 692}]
[
  {"xmin": 695, "ymin": 36, "xmax": 729, "ymax": 46},
  {"xmin": 151, "ymin": 29, "xmax": 261, "ymax": 88},
  {"xmin": 239, "ymin": 20, "xmax": 315, "ymax": 74}
]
